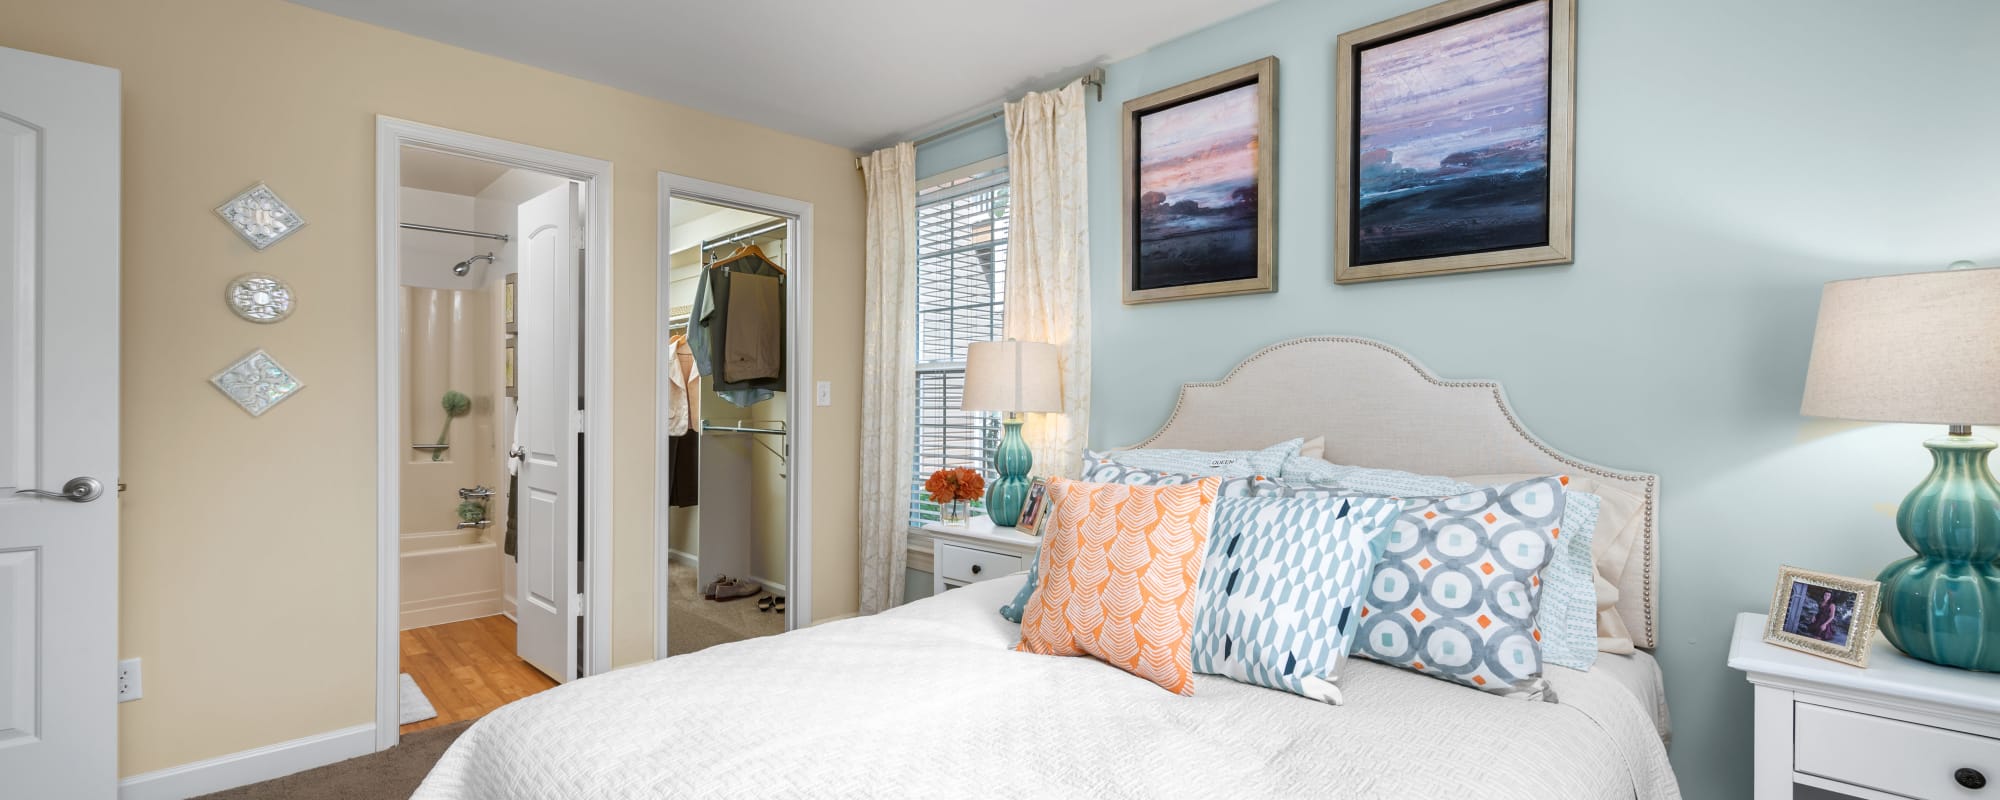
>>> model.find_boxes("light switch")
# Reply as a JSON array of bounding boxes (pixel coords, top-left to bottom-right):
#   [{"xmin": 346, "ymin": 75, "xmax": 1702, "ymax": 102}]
[{"xmin": 816, "ymin": 381, "xmax": 832, "ymax": 406}]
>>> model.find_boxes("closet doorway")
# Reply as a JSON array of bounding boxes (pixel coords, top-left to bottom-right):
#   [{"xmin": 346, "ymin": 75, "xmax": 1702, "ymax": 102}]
[
  {"xmin": 375, "ymin": 118, "xmax": 615, "ymax": 751},
  {"xmin": 656, "ymin": 174, "xmax": 815, "ymax": 658}
]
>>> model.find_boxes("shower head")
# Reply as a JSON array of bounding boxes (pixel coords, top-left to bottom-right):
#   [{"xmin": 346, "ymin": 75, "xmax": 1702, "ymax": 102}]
[{"xmin": 452, "ymin": 253, "xmax": 496, "ymax": 276}]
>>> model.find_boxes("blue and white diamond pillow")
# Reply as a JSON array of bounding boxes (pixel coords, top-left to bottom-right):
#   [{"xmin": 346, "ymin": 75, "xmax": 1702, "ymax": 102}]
[{"xmin": 1188, "ymin": 495, "xmax": 1400, "ymax": 704}]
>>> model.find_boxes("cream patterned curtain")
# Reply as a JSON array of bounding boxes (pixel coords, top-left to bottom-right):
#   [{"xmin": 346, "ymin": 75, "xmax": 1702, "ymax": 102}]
[
  {"xmin": 857, "ymin": 143, "xmax": 918, "ymax": 614},
  {"xmin": 1004, "ymin": 81, "xmax": 1091, "ymax": 479}
]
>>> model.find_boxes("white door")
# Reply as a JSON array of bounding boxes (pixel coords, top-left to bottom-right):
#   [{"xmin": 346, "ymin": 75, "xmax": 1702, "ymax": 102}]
[
  {"xmin": 515, "ymin": 184, "xmax": 580, "ymax": 683},
  {"xmin": 0, "ymin": 47, "xmax": 121, "ymax": 798}
]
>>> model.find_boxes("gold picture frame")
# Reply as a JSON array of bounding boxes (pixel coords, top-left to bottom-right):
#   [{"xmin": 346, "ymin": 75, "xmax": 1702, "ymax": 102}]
[
  {"xmin": 1334, "ymin": 0, "xmax": 1575, "ymax": 283},
  {"xmin": 1121, "ymin": 57, "xmax": 1277, "ymax": 305},
  {"xmin": 504, "ymin": 271, "xmax": 518, "ymax": 334},
  {"xmin": 1764, "ymin": 565, "xmax": 1881, "ymax": 668},
  {"xmin": 1016, "ymin": 477, "xmax": 1050, "ymax": 534},
  {"xmin": 503, "ymin": 336, "xmax": 517, "ymax": 399}
]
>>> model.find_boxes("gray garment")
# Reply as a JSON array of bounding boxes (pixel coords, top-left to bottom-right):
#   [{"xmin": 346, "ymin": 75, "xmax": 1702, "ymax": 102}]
[
  {"xmin": 687, "ymin": 253, "xmax": 785, "ymax": 407},
  {"xmin": 723, "ymin": 272, "xmax": 783, "ymax": 383}
]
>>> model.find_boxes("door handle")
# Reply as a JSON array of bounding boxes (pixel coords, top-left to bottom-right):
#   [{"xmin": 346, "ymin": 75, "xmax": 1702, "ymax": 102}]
[
  {"xmin": 15, "ymin": 476, "xmax": 104, "ymax": 503},
  {"xmin": 509, "ymin": 447, "xmax": 526, "ymax": 461}
]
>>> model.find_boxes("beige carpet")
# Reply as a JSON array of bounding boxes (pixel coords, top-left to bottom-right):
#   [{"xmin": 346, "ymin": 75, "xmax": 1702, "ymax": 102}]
[
  {"xmin": 193, "ymin": 721, "xmax": 470, "ymax": 800},
  {"xmin": 667, "ymin": 559, "xmax": 785, "ymax": 655}
]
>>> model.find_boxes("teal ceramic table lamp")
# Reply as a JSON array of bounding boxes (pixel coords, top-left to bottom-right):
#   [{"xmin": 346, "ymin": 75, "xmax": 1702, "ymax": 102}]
[
  {"xmin": 1801, "ymin": 265, "xmax": 2000, "ymax": 671},
  {"xmin": 962, "ymin": 340, "xmax": 1062, "ymax": 527}
]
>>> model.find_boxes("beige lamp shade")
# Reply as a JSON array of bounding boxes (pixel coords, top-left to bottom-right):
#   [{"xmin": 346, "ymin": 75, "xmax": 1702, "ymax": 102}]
[
  {"xmin": 962, "ymin": 340, "xmax": 1061, "ymax": 413},
  {"xmin": 1801, "ymin": 267, "xmax": 2000, "ymax": 425}
]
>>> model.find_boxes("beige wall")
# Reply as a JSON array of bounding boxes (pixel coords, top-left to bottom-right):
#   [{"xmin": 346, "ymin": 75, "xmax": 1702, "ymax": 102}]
[{"xmin": 0, "ymin": 0, "xmax": 863, "ymax": 777}]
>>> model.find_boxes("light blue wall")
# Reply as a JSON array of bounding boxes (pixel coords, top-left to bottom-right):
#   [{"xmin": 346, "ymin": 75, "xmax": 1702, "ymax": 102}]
[{"xmin": 1086, "ymin": 1, "xmax": 1999, "ymax": 797}]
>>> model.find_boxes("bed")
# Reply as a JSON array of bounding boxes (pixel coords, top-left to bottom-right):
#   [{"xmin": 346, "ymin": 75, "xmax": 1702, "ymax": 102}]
[{"xmin": 415, "ymin": 337, "xmax": 1679, "ymax": 799}]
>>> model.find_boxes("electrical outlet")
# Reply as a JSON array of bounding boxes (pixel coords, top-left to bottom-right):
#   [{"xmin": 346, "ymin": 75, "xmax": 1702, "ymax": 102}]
[
  {"xmin": 815, "ymin": 381, "xmax": 832, "ymax": 407},
  {"xmin": 117, "ymin": 658, "xmax": 141, "ymax": 703}
]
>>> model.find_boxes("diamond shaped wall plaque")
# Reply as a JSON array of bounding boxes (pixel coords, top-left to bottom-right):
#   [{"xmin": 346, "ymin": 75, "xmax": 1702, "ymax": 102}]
[
  {"xmin": 211, "ymin": 349, "xmax": 303, "ymax": 417},
  {"xmin": 215, "ymin": 183, "xmax": 305, "ymax": 250}
]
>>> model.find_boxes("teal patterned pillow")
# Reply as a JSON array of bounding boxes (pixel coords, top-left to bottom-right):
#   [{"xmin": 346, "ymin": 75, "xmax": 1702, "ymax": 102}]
[
  {"xmin": 1090, "ymin": 439, "xmax": 1302, "ymax": 479},
  {"xmin": 999, "ymin": 554, "xmax": 1039, "ymax": 624},
  {"xmin": 1352, "ymin": 476, "xmax": 1567, "ymax": 700},
  {"xmin": 1189, "ymin": 495, "xmax": 1400, "ymax": 703}
]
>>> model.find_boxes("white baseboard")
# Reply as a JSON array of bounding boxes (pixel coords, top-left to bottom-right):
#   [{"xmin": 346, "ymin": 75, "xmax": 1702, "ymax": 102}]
[
  {"xmin": 666, "ymin": 548, "xmax": 697, "ymax": 569},
  {"xmin": 119, "ymin": 723, "xmax": 375, "ymax": 800},
  {"xmin": 400, "ymin": 590, "xmax": 505, "ymax": 630}
]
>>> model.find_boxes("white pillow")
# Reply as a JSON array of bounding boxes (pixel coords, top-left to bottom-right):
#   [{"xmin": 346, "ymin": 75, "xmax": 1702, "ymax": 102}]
[{"xmin": 1099, "ymin": 438, "xmax": 1303, "ymax": 478}]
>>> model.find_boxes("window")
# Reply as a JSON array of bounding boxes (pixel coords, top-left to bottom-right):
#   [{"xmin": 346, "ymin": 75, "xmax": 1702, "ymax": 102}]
[{"xmin": 908, "ymin": 160, "xmax": 1010, "ymax": 525}]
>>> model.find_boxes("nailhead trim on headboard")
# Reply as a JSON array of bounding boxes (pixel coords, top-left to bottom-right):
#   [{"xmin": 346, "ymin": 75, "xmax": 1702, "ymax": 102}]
[{"xmin": 1130, "ymin": 336, "xmax": 1659, "ymax": 648}]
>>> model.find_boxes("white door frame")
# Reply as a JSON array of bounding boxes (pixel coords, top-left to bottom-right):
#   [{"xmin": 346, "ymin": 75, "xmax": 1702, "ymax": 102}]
[
  {"xmin": 374, "ymin": 117, "xmax": 614, "ymax": 750},
  {"xmin": 655, "ymin": 172, "xmax": 814, "ymax": 657}
]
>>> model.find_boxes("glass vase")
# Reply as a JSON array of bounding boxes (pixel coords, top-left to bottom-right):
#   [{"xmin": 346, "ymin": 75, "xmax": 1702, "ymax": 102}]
[{"xmin": 939, "ymin": 500, "xmax": 970, "ymax": 525}]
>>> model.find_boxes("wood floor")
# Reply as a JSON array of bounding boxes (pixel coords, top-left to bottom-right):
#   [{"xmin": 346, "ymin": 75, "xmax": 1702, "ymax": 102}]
[{"xmin": 400, "ymin": 615, "xmax": 557, "ymax": 734}]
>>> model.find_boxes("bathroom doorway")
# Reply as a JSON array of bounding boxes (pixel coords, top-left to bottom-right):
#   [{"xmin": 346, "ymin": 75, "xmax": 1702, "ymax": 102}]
[
  {"xmin": 656, "ymin": 174, "xmax": 815, "ymax": 659},
  {"xmin": 375, "ymin": 118, "xmax": 614, "ymax": 750}
]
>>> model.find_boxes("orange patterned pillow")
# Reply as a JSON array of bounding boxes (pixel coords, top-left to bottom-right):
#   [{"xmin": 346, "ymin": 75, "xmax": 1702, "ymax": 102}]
[{"xmin": 1016, "ymin": 476, "xmax": 1221, "ymax": 695}]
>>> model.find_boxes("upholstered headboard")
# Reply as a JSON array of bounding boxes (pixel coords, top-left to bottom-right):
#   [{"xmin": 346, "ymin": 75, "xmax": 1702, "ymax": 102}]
[{"xmin": 1127, "ymin": 337, "xmax": 1661, "ymax": 649}]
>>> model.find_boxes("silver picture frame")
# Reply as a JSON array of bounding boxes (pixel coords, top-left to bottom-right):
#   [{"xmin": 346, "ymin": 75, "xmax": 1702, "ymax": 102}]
[{"xmin": 1764, "ymin": 565, "xmax": 1881, "ymax": 668}]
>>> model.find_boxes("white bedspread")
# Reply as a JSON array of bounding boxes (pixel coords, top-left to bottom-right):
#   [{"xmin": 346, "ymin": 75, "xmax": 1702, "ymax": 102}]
[{"xmin": 416, "ymin": 576, "xmax": 1680, "ymax": 799}]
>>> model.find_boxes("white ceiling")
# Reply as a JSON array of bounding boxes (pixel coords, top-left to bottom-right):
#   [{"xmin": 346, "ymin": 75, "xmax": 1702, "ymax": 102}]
[
  {"xmin": 400, "ymin": 147, "xmax": 510, "ymax": 196},
  {"xmin": 289, "ymin": 0, "xmax": 1273, "ymax": 150}
]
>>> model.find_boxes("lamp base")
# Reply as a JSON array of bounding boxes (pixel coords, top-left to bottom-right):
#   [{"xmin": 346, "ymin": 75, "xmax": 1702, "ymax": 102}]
[
  {"xmin": 986, "ymin": 417, "xmax": 1032, "ymax": 528},
  {"xmin": 1879, "ymin": 431, "xmax": 2000, "ymax": 671}
]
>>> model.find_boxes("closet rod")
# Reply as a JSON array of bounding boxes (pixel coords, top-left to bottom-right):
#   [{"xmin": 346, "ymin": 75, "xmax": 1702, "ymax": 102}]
[
  {"xmin": 702, "ymin": 220, "xmax": 787, "ymax": 252},
  {"xmin": 701, "ymin": 422, "xmax": 787, "ymax": 436},
  {"xmin": 402, "ymin": 222, "xmax": 510, "ymax": 242}
]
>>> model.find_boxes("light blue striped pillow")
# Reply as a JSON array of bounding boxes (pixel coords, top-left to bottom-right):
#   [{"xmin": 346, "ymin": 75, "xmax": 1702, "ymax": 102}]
[
  {"xmin": 1188, "ymin": 495, "xmax": 1399, "ymax": 704},
  {"xmin": 1091, "ymin": 438, "xmax": 1303, "ymax": 479}
]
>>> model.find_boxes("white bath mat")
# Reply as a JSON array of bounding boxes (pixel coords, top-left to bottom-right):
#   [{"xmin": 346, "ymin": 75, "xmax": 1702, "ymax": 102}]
[{"xmin": 399, "ymin": 673, "xmax": 438, "ymax": 725}]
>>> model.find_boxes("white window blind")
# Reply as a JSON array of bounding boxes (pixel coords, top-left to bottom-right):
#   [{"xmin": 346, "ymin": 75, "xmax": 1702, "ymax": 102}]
[{"xmin": 909, "ymin": 162, "xmax": 1009, "ymax": 525}]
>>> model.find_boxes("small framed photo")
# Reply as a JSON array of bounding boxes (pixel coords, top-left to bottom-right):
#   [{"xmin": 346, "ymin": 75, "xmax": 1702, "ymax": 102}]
[
  {"xmin": 504, "ymin": 272, "xmax": 518, "ymax": 334},
  {"xmin": 1764, "ymin": 565, "xmax": 1880, "ymax": 667},
  {"xmin": 503, "ymin": 336, "xmax": 517, "ymax": 399},
  {"xmin": 1016, "ymin": 478, "xmax": 1051, "ymax": 534}
]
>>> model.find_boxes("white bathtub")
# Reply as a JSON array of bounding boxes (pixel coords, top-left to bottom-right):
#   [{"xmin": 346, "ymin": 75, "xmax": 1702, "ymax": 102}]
[{"xmin": 400, "ymin": 528, "xmax": 505, "ymax": 630}]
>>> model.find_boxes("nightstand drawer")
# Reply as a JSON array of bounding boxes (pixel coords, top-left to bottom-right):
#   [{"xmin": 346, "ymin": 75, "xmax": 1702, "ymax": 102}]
[
  {"xmin": 1796, "ymin": 702, "xmax": 2000, "ymax": 798},
  {"xmin": 936, "ymin": 543, "xmax": 1023, "ymax": 585}
]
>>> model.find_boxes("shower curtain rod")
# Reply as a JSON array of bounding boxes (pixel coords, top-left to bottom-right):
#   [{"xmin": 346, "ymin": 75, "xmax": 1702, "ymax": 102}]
[{"xmin": 402, "ymin": 222, "xmax": 510, "ymax": 243}]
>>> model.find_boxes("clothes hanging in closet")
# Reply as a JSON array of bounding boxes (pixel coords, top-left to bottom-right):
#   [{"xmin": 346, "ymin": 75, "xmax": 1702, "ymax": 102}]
[
  {"xmin": 667, "ymin": 430, "xmax": 700, "ymax": 508},
  {"xmin": 688, "ymin": 252, "xmax": 785, "ymax": 408},
  {"xmin": 665, "ymin": 333, "xmax": 701, "ymax": 436}
]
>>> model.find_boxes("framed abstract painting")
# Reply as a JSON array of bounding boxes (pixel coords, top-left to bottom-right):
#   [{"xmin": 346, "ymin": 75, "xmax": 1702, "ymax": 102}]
[
  {"xmin": 1121, "ymin": 57, "xmax": 1276, "ymax": 304},
  {"xmin": 1334, "ymin": 0, "xmax": 1574, "ymax": 283}
]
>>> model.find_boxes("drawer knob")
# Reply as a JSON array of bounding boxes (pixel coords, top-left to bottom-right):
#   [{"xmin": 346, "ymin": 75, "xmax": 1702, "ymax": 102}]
[
  {"xmin": 971, "ymin": 564, "xmax": 983, "ymax": 575},
  {"xmin": 1958, "ymin": 768, "xmax": 1987, "ymax": 790}
]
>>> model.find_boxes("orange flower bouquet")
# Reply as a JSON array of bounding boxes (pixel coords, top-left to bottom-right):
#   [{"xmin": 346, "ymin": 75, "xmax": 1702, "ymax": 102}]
[{"xmin": 925, "ymin": 467, "xmax": 986, "ymax": 524}]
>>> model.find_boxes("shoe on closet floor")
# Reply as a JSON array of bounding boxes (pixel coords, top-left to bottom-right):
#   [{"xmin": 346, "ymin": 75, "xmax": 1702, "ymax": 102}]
[
  {"xmin": 713, "ymin": 579, "xmax": 762, "ymax": 601},
  {"xmin": 702, "ymin": 575, "xmax": 733, "ymax": 600}
]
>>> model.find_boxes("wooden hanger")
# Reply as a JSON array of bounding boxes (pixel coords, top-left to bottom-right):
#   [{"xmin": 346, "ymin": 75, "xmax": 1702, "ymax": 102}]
[{"xmin": 707, "ymin": 241, "xmax": 784, "ymax": 274}]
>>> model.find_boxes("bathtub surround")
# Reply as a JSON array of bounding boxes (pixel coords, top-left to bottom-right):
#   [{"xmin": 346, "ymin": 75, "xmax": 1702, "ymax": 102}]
[
  {"xmin": 2, "ymin": 0, "xmax": 865, "ymax": 782},
  {"xmin": 1083, "ymin": 0, "xmax": 2000, "ymax": 797}
]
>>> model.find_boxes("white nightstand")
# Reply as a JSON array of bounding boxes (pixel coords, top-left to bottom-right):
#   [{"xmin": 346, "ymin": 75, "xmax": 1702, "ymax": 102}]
[
  {"xmin": 1728, "ymin": 611, "xmax": 2000, "ymax": 800},
  {"xmin": 920, "ymin": 516, "xmax": 1039, "ymax": 596}
]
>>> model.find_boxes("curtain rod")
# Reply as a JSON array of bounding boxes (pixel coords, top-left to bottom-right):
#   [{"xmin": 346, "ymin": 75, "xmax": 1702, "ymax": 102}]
[{"xmin": 854, "ymin": 69, "xmax": 1104, "ymax": 170}]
